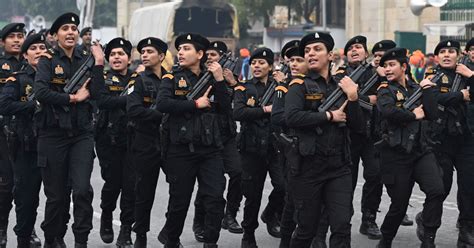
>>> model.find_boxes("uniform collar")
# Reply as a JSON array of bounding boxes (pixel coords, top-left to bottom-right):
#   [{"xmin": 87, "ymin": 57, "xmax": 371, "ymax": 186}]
[{"xmin": 56, "ymin": 46, "xmax": 85, "ymax": 60}]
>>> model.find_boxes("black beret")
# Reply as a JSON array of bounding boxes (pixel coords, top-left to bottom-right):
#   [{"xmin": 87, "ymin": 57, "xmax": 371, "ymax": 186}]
[
  {"xmin": 344, "ymin": 35, "xmax": 367, "ymax": 55},
  {"xmin": 208, "ymin": 41, "xmax": 228, "ymax": 55},
  {"xmin": 299, "ymin": 32, "xmax": 335, "ymax": 56},
  {"xmin": 372, "ymin": 40, "xmax": 396, "ymax": 54},
  {"xmin": 465, "ymin": 38, "xmax": 474, "ymax": 51},
  {"xmin": 80, "ymin": 27, "xmax": 92, "ymax": 37},
  {"xmin": 50, "ymin": 13, "xmax": 80, "ymax": 35},
  {"xmin": 434, "ymin": 40, "xmax": 460, "ymax": 55},
  {"xmin": 281, "ymin": 40, "xmax": 300, "ymax": 58},
  {"xmin": 21, "ymin": 33, "xmax": 46, "ymax": 54},
  {"xmin": 105, "ymin": 37, "xmax": 132, "ymax": 61},
  {"xmin": 380, "ymin": 47, "xmax": 408, "ymax": 66},
  {"xmin": 1, "ymin": 23, "xmax": 25, "ymax": 40},
  {"xmin": 137, "ymin": 37, "xmax": 168, "ymax": 54},
  {"xmin": 175, "ymin": 33, "xmax": 210, "ymax": 52},
  {"xmin": 249, "ymin": 47, "xmax": 274, "ymax": 65}
]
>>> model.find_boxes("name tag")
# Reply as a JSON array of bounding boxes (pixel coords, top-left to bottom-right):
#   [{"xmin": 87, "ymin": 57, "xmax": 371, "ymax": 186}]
[
  {"xmin": 440, "ymin": 87, "xmax": 449, "ymax": 93},
  {"xmin": 175, "ymin": 90, "xmax": 189, "ymax": 96},
  {"xmin": 305, "ymin": 93, "xmax": 323, "ymax": 100},
  {"xmin": 52, "ymin": 78, "xmax": 66, "ymax": 84},
  {"xmin": 109, "ymin": 85, "xmax": 124, "ymax": 92}
]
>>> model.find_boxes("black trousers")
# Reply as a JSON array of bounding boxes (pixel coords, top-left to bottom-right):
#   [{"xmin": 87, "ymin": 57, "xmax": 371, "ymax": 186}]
[
  {"xmin": 95, "ymin": 132, "xmax": 135, "ymax": 226},
  {"xmin": 0, "ymin": 132, "xmax": 13, "ymax": 231},
  {"xmin": 455, "ymin": 134, "xmax": 474, "ymax": 223},
  {"xmin": 379, "ymin": 147, "xmax": 445, "ymax": 240},
  {"xmin": 130, "ymin": 131, "xmax": 160, "ymax": 234},
  {"xmin": 240, "ymin": 149, "xmax": 285, "ymax": 233},
  {"xmin": 289, "ymin": 154, "xmax": 353, "ymax": 248},
  {"xmin": 37, "ymin": 129, "xmax": 94, "ymax": 244},
  {"xmin": 12, "ymin": 146, "xmax": 41, "ymax": 238},
  {"xmin": 194, "ymin": 138, "xmax": 243, "ymax": 222},
  {"xmin": 162, "ymin": 144, "xmax": 226, "ymax": 245},
  {"xmin": 349, "ymin": 133, "xmax": 382, "ymax": 213}
]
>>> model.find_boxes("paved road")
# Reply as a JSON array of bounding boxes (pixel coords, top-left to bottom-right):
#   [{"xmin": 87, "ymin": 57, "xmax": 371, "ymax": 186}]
[{"xmin": 6, "ymin": 158, "xmax": 460, "ymax": 247}]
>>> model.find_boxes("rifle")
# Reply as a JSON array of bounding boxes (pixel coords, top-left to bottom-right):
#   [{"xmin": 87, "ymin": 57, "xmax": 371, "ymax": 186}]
[
  {"xmin": 356, "ymin": 72, "xmax": 382, "ymax": 111},
  {"xmin": 452, "ymin": 55, "xmax": 470, "ymax": 92},
  {"xmin": 402, "ymin": 72, "xmax": 445, "ymax": 111},
  {"xmin": 186, "ymin": 53, "xmax": 236, "ymax": 100},
  {"xmin": 259, "ymin": 63, "xmax": 290, "ymax": 107},
  {"xmin": 318, "ymin": 63, "xmax": 371, "ymax": 112},
  {"xmin": 63, "ymin": 54, "xmax": 95, "ymax": 94}
]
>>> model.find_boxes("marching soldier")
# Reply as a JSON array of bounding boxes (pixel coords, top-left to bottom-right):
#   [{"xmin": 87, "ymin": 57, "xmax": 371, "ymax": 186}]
[
  {"xmin": 371, "ymin": 40, "xmax": 396, "ymax": 68},
  {"xmin": 126, "ymin": 37, "xmax": 168, "ymax": 247},
  {"xmin": 422, "ymin": 40, "xmax": 474, "ymax": 247},
  {"xmin": 192, "ymin": 40, "xmax": 244, "ymax": 242},
  {"xmin": 0, "ymin": 22, "xmax": 25, "ymax": 248},
  {"xmin": 156, "ymin": 33, "xmax": 229, "ymax": 248},
  {"xmin": 375, "ymin": 48, "xmax": 445, "ymax": 248},
  {"xmin": 34, "ymin": 12, "xmax": 104, "ymax": 247},
  {"xmin": 0, "ymin": 33, "xmax": 45, "ymax": 248},
  {"xmin": 234, "ymin": 47, "xmax": 286, "ymax": 247},
  {"xmin": 77, "ymin": 27, "xmax": 92, "ymax": 53},
  {"xmin": 94, "ymin": 37, "xmax": 135, "ymax": 247},
  {"xmin": 285, "ymin": 32, "xmax": 363, "ymax": 248}
]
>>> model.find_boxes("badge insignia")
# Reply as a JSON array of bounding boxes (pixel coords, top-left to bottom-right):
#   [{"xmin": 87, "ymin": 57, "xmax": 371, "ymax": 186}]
[
  {"xmin": 25, "ymin": 85, "xmax": 33, "ymax": 96},
  {"xmin": 187, "ymin": 34, "xmax": 191, "ymax": 40},
  {"xmin": 295, "ymin": 41, "xmax": 298, "ymax": 46},
  {"xmin": 246, "ymin": 96, "xmax": 256, "ymax": 107},
  {"xmin": 40, "ymin": 35, "xmax": 44, "ymax": 41},
  {"xmin": 314, "ymin": 33, "xmax": 319, "ymax": 38},
  {"xmin": 54, "ymin": 65, "xmax": 64, "ymax": 75},
  {"xmin": 71, "ymin": 16, "xmax": 75, "ymax": 22},
  {"xmin": 396, "ymin": 91, "xmax": 404, "ymax": 101},
  {"xmin": 379, "ymin": 43, "xmax": 383, "ymax": 48},
  {"xmin": 214, "ymin": 43, "xmax": 218, "ymax": 48},
  {"xmin": 263, "ymin": 51, "xmax": 266, "ymax": 56},
  {"xmin": 120, "ymin": 40, "xmax": 124, "ymax": 45},
  {"xmin": 1, "ymin": 63, "xmax": 10, "ymax": 71},
  {"xmin": 392, "ymin": 51, "xmax": 396, "ymax": 56},
  {"xmin": 178, "ymin": 77, "xmax": 187, "ymax": 88},
  {"xmin": 356, "ymin": 38, "xmax": 359, "ymax": 43},
  {"xmin": 112, "ymin": 76, "xmax": 120, "ymax": 82},
  {"xmin": 127, "ymin": 85, "xmax": 134, "ymax": 95},
  {"xmin": 442, "ymin": 75, "xmax": 449, "ymax": 84},
  {"xmin": 447, "ymin": 41, "xmax": 451, "ymax": 47}
]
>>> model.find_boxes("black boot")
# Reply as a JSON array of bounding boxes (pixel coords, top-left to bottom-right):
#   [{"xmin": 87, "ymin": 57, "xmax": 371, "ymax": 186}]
[
  {"xmin": 416, "ymin": 212, "xmax": 424, "ymax": 242},
  {"xmin": 458, "ymin": 221, "xmax": 474, "ymax": 247},
  {"xmin": 260, "ymin": 208, "xmax": 281, "ymax": 238},
  {"xmin": 241, "ymin": 232, "xmax": 258, "ymax": 248},
  {"xmin": 43, "ymin": 239, "xmax": 59, "ymax": 248},
  {"xmin": 193, "ymin": 218, "xmax": 205, "ymax": 242},
  {"xmin": 17, "ymin": 236, "xmax": 30, "ymax": 248},
  {"xmin": 203, "ymin": 243, "xmax": 218, "ymax": 248},
  {"xmin": 311, "ymin": 237, "xmax": 327, "ymax": 248},
  {"xmin": 116, "ymin": 225, "xmax": 133, "ymax": 248},
  {"xmin": 401, "ymin": 214, "xmax": 414, "ymax": 226},
  {"xmin": 360, "ymin": 209, "xmax": 382, "ymax": 240},
  {"xmin": 0, "ymin": 229, "xmax": 6, "ymax": 248},
  {"xmin": 420, "ymin": 230, "xmax": 436, "ymax": 248},
  {"xmin": 30, "ymin": 229, "xmax": 41, "ymax": 247},
  {"xmin": 222, "ymin": 213, "xmax": 243, "ymax": 234},
  {"xmin": 100, "ymin": 212, "xmax": 114, "ymax": 244},
  {"xmin": 376, "ymin": 237, "xmax": 392, "ymax": 248},
  {"xmin": 134, "ymin": 233, "xmax": 146, "ymax": 248}
]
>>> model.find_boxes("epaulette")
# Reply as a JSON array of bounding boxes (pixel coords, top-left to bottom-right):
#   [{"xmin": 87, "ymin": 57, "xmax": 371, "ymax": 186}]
[
  {"xmin": 334, "ymin": 65, "xmax": 347, "ymax": 75},
  {"xmin": 82, "ymin": 50, "xmax": 89, "ymax": 56},
  {"xmin": 5, "ymin": 76, "xmax": 16, "ymax": 82},
  {"xmin": 292, "ymin": 73, "xmax": 306, "ymax": 78},
  {"xmin": 377, "ymin": 81, "xmax": 389, "ymax": 91},
  {"xmin": 234, "ymin": 85, "xmax": 246, "ymax": 91},
  {"xmin": 130, "ymin": 72, "xmax": 139, "ymax": 78},
  {"xmin": 162, "ymin": 74, "xmax": 174, "ymax": 80},
  {"xmin": 289, "ymin": 78, "xmax": 304, "ymax": 87},
  {"xmin": 275, "ymin": 85, "xmax": 288, "ymax": 93},
  {"xmin": 425, "ymin": 67, "xmax": 436, "ymax": 75}
]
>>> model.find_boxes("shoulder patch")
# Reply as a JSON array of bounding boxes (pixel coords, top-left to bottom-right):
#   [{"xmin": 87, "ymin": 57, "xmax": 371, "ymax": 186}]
[
  {"xmin": 377, "ymin": 82, "xmax": 389, "ymax": 91},
  {"xmin": 275, "ymin": 85, "xmax": 288, "ymax": 93},
  {"xmin": 335, "ymin": 69, "xmax": 345, "ymax": 75},
  {"xmin": 234, "ymin": 85, "xmax": 246, "ymax": 91},
  {"xmin": 162, "ymin": 74, "xmax": 174, "ymax": 80},
  {"xmin": 130, "ymin": 72, "xmax": 138, "ymax": 78},
  {"xmin": 5, "ymin": 76, "xmax": 16, "ymax": 82},
  {"xmin": 289, "ymin": 78, "xmax": 304, "ymax": 86}
]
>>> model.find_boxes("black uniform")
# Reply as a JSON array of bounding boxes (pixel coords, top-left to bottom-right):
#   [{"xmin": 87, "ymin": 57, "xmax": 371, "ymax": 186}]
[
  {"xmin": 157, "ymin": 66, "xmax": 229, "ymax": 246},
  {"xmin": 96, "ymin": 69, "xmax": 135, "ymax": 229},
  {"xmin": 233, "ymin": 77, "xmax": 286, "ymax": 237},
  {"xmin": 284, "ymin": 70, "xmax": 364, "ymax": 248},
  {"xmin": 34, "ymin": 47, "xmax": 100, "ymax": 244},
  {"xmin": 126, "ymin": 68, "xmax": 164, "ymax": 235},
  {"xmin": 376, "ymin": 78, "xmax": 445, "ymax": 242},
  {"xmin": 0, "ymin": 65, "xmax": 41, "ymax": 241},
  {"xmin": 0, "ymin": 52, "xmax": 22, "ymax": 236}
]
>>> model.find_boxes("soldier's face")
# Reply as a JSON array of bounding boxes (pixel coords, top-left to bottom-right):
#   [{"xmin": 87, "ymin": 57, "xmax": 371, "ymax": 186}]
[
  {"xmin": 372, "ymin": 51, "xmax": 385, "ymax": 67},
  {"xmin": 383, "ymin": 59, "xmax": 406, "ymax": 82},
  {"xmin": 206, "ymin": 50, "xmax": 220, "ymax": 66},
  {"xmin": 438, "ymin": 48, "xmax": 458, "ymax": 69},
  {"xmin": 3, "ymin": 32, "xmax": 25, "ymax": 55},
  {"xmin": 347, "ymin": 43, "xmax": 367, "ymax": 64},
  {"xmin": 468, "ymin": 46, "xmax": 474, "ymax": 62},
  {"xmin": 250, "ymin": 59, "xmax": 271, "ymax": 79},
  {"xmin": 55, "ymin": 24, "xmax": 79, "ymax": 50},
  {"xmin": 289, "ymin": 56, "xmax": 308, "ymax": 75},
  {"xmin": 177, "ymin": 44, "xmax": 203, "ymax": 68},
  {"xmin": 109, "ymin": 47, "xmax": 130, "ymax": 72},
  {"xmin": 140, "ymin": 46, "xmax": 163, "ymax": 68},
  {"xmin": 23, "ymin": 42, "xmax": 47, "ymax": 67},
  {"xmin": 304, "ymin": 42, "xmax": 332, "ymax": 71},
  {"xmin": 81, "ymin": 31, "xmax": 92, "ymax": 45}
]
